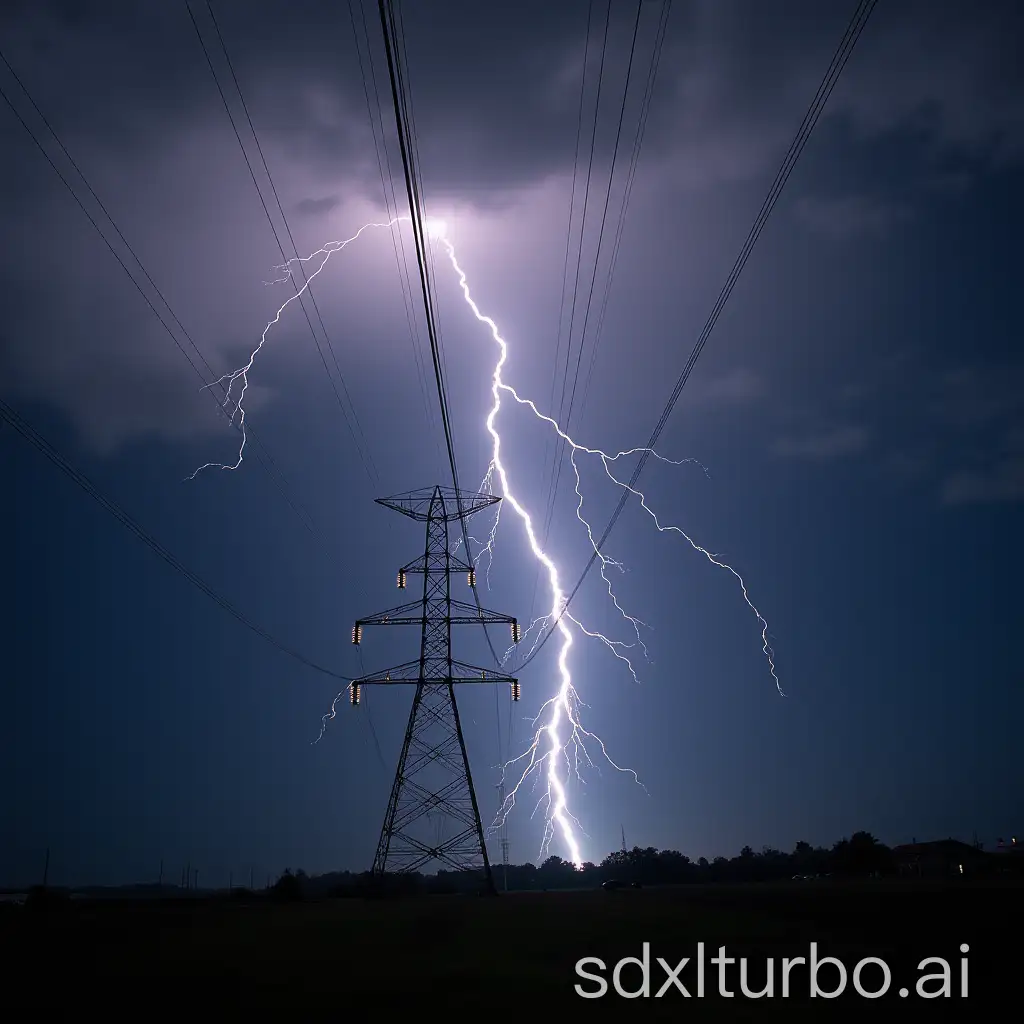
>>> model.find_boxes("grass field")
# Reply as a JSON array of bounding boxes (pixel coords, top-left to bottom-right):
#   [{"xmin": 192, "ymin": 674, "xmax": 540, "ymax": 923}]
[{"xmin": 4, "ymin": 880, "xmax": 1019, "ymax": 1013}]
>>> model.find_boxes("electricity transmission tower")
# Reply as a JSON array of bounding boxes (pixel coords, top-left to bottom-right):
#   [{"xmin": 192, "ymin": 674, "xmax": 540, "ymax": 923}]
[{"xmin": 349, "ymin": 485, "xmax": 522, "ymax": 893}]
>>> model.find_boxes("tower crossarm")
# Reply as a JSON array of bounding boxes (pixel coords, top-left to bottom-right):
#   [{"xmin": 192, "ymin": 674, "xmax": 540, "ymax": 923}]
[
  {"xmin": 400, "ymin": 553, "xmax": 474, "ymax": 575},
  {"xmin": 375, "ymin": 486, "xmax": 500, "ymax": 522},
  {"xmin": 354, "ymin": 659, "xmax": 517, "ymax": 688},
  {"xmin": 355, "ymin": 600, "xmax": 424, "ymax": 628},
  {"xmin": 446, "ymin": 598, "xmax": 517, "ymax": 625},
  {"xmin": 354, "ymin": 600, "xmax": 516, "ymax": 630}
]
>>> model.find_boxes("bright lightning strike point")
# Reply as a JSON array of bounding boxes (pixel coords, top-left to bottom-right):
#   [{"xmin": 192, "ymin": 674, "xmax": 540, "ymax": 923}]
[{"xmin": 425, "ymin": 218, "xmax": 447, "ymax": 240}]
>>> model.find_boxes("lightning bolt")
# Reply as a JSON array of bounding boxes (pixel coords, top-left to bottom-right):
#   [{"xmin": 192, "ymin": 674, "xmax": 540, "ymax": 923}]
[
  {"xmin": 204, "ymin": 215, "xmax": 782, "ymax": 869},
  {"xmin": 434, "ymin": 233, "xmax": 782, "ymax": 867},
  {"xmin": 313, "ymin": 688, "xmax": 347, "ymax": 745},
  {"xmin": 188, "ymin": 218, "xmax": 404, "ymax": 480}
]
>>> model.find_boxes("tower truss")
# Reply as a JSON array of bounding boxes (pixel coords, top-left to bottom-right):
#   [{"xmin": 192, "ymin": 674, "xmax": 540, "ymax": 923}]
[{"xmin": 349, "ymin": 486, "xmax": 521, "ymax": 892}]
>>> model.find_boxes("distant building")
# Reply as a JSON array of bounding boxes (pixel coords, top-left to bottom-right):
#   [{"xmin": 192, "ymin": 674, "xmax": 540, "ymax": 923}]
[
  {"xmin": 992, "ymin": 837, "xmax": 1024, "ymax": 878},
  {"xmin": 891, "ymin": 839, "xmax": 987, "ymax": 879}
]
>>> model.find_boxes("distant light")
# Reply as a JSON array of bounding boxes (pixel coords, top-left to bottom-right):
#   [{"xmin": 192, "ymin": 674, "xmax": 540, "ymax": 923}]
[
  {"xmin": 958, "ymin": 863, "xmax": 963, "ymax": 874},
  {"xmin": 426, "ymin": 218, "xmax": 447, "ymax": 239}
]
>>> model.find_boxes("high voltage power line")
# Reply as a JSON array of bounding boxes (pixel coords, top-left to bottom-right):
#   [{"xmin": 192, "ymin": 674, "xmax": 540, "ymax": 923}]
[
  {"xmin": 532, "ymin": 0, "xmax": 668, "ymax": 626},
  {"xmin": 377, "ymin": 0, "xmax": 508, "ymax": 673},
  {"xmin": 512, "ymin": 0, "xmax": 880, "ymax": 674},
  {"xmin": 187, "ymin": 0, "xmax": 380, "ymax": 492},
  {"xmin": 0, "ymin": 49, "xmax": 341, "ymax": 567},
  {"xmin": 0, "ymin": 398, "xmax": 353, "ymax": 683},
  {"xmin": 1, "ymin": 0, "xmax": 879, "ymax": 696}
]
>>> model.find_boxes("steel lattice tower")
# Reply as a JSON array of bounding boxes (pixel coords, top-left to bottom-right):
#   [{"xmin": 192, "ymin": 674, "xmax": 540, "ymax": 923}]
[{"xmin": 349, "ymin": 486, "xmax": 521, "ymax": 893}]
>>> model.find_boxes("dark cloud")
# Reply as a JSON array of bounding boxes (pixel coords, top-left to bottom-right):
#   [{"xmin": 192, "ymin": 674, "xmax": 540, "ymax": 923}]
[
  {"xmin": 779, "ymin": 355, "xmax": 1024, "ymax": 503},
  {"xmin": 770, "ymin": 425, "xmax": 869, "ymax": 462},
  {"xmin": 931, "ymin": 363, "xmax": 1024, "ymax": 429},
  {"xmin": 793, "ymin": 194, "xmax": 912, "ymax": 239},
  {"xmin": 688, "ymin": 367, "xmax": 765, "ymax": 406},
  {"xmin": 941, "ymin": 457, "xmax": 1024, "ymax": 505},
  {"xmin": 295, "ymin": 195, "xmax": 341, "ymax": 217},
  {"xmin": 3, "ymin": 0, "xmax": 1022, "ymax": 207},
  {"xmin": 2, "ymin": 0, "xmax": 1023, "ymax": 454}
]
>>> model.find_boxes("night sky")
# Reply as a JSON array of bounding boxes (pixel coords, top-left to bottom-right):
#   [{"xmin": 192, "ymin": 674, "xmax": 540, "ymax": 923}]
[{"xmin": 2, "ymin": 0, "xmax": 1022, "ymax": 890}]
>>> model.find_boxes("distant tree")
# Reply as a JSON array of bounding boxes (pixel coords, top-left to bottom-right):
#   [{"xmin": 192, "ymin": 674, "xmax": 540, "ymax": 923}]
[
  {"xmin": 271, "ymin": 868, "xmax": 304, "ymax": 901},
  {"xmin": 657, "ymin": 849, "xmax": 692, "ymax": 883},
  {"xmin": 831, "ymin": 832, "xmax": 893, "ymax": 876},
  {"xmin": 537, "ymin": 854, "xmax": 577, "ymax": 888},
  {"xmin": 274, "ymin": 826, "xmax": 916, "ymax": 896}
]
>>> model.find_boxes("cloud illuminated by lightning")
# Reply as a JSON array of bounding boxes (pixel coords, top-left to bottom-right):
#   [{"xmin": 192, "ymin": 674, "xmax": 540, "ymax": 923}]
[{"xmin": 195, "ymin": 215, "xmax": 782, "ymax": 868}]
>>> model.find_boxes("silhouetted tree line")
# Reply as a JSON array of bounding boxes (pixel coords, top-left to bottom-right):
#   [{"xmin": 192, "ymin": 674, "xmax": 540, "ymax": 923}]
[{"xmin": 267, "ymin": 831, "xmax": 909, "ymax": 899}]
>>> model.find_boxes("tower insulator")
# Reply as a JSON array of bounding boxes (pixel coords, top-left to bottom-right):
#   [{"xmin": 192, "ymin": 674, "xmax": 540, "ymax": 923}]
[
  {"xmin": 480, "ymin": 670, "xmax": 486, "ymax": 680},
  {"xmin": 351, "ymin": 623, "xmax": 362, "ymax": 645},
  {"xmin": 511, "ymin": 619, "xmax": 521, "ymax": 644},
  {"xmin": 349, "ymin": 683, "xmax": 361, "ymax": 706},
  {"xmin": 384, "ymin": 671, "xmax": 391, "ymax": 682},
  {"xmin": 397, "ymin": 569, "xmax": 407, "ymax": 589},
  {"xmin": 511, "ymin": 680, "xmax": 521, "ymax": 702},
  {"xmin": 467, "ymin": 568, "xmax": 476, "ymax": 588}
]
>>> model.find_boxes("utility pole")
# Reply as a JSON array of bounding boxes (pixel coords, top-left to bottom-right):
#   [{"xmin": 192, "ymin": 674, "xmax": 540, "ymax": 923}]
[
  {"xmin": 158, "ymin": 859, "xmax": 163, "ymax": 887},
  {"xmin": 349, "ymin": 486, "xmax": 521, "ymax": 894},
  {"xmin": 42, "ymin": 847, "xmax": 50, "ymax": 888},
  {"xmin": 621, "ymin": 825, "xmax": 627, "ymax": 855}
]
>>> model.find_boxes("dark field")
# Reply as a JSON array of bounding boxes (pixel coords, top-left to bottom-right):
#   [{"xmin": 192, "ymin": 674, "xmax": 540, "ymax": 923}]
[{"xmin": 3, "ymin": 881, "xmax": 1020, "ymax": 1014}]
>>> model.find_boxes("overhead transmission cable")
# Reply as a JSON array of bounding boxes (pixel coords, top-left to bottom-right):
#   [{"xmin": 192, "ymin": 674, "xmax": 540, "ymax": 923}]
[
  {"xmin": 579, "ymin": 0, "xmax": 673, "ymax": 413},
  {"xmin": 200, "ymin": 0, "xmax": 403, "ymax": 747},
  {"xmin": 514, "ymin": 0, "xmax": 879, "ymax": 674},
  {"xmin": 537, "ymin": 0, "xmax": 612, "ymax": 559},
  {"xmin": 377, "ymin": 2, "xmax": 452, "ymax": 472},
  {"xmin": 527, "ymin": 0, "xmax": 599, "ymax": 626},
  {"xmin": 0, "ymin": 53, "xmax": 337, "ymax": 563},
  {"xmin": 377, "ymin": 0, "xmax": 507, "ymax": 671},
  {"xmin": 393, "ymin": 0, "xmax": 453, "ymax": 405},
  {"xmin": 541, "ymin": 0, "xmax": 645, "ymax": 571},
  {"xmin": 532, "ymin": 1, "xmax": 658, "ymax": 627},
  {"xmin": 187, "ymin": 0, "xmax": 380, "ymax": 490},
  {"xmin": 1, "ymin": 398, "xmax": 352, "ymax": 682},
  {"xmin": 205, "ymin": 1, "xmax": 379, "ymax": 485},
  {"xmin": 346, "ymin": 0, "xmax": 443, "ymax": 478}
]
